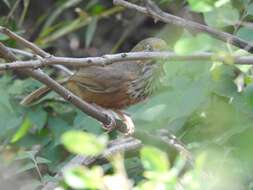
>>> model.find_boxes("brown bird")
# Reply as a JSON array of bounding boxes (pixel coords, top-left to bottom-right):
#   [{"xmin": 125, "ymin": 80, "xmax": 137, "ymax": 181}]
[{"xmin": 21, "ymin": 38, "xmax": 168, "ymax": 134}]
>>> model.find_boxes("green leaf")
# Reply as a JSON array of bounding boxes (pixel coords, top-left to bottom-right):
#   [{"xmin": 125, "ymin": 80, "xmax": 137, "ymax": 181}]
[
  {"xmin": 8, "ymin": 78, "xmax": 41, "ymax": 96},
  {"xmin": 0, "ymin": 103, "xmax": 22, "ymax": 141},
  {"xmin": 233, "ymin": 84, "xmax": 253, "ymax": 116},
  {"xmin": 89, "ymin": 4, "xmax": 105, "ymax": 15},
  {"xmin": 41, "ymin": 174, "xmax": 57, "ymax": 183},
  {"xmin": 0, "ymin": 75, "xmax": 13, "ymax": 110},
  {"xmin": 15, "ymin": 151, "xmax": 37, "ymax": 160},
  {"xmin": 211, "ymin": 64, "xmax": 238, "ymax": 98},
  {"xmin": 49, "ymin": 117, "xmax": 71, "ymax": 146},
  {"xmin": 36, "ymin": 156, "xmax": 52, "ymax": 164},
  {"xmin": 16, "ymin": 162, "xmax": 36, "ymax": 174},
  {"xmin": 135, "ymin": 104, "xmax": 167, "ymax": 122},
  {"xmin": 47, "ymin": 101, "xmax": 74, "ymax": 115},
  {"xmin": 246, "ymin": 3, "xmax": 253, "ymax": 15},
  {"xmin": 174, "ymin": 33, "xmax": 213, "ymax": 54},
  {"xmin": 187, "ymin": 0, "xmax": 215, "ymax": 12},
  {"xmin": 214, "ymin": 0, "xmax": 230, "ymax": 7},
  {"xmin": 27, "ymin": 107, "xmax": 47, "ymax": 131},
  {"xmin": 15, "ymin": 133, "xmax": 50, "ymax": 148},
  {"xmin": 39, "ymin": 143, "xmax": 65, "ymax": 172},
  {"xmin": 73, "ymin": 111, "xmax": 103, "ymax": 134},
  {"xmin": 85, "ymin": 17, "xmax": 97, "ymax": 48},
  {"xmin": 237, "ymin": 27, "xmax": 253, "ymax": 42},
  {"xmin": 0, "ymin": 33, "xmax": 9, "ymax": 41},
  {"xmin": 194, "ymin": 153, "xmax": 207, "ymax": 172},
  {"xmin": 61, "ymin": 130, "xmax": 107, "ymax": 156},
  {"xmin": 140, "ymin": 146, "xmax": 169, "ymax": 172},
  {"xmin": 63, "ymin": 166, "xmax": 103, "ymax": 189},
  {"xmin": 11, "ymin": 116, "xmax": 32, "ymax": 143},
  {"xmin": 204, "ymin": 4, "xmax": 239, "ymax": 28}
]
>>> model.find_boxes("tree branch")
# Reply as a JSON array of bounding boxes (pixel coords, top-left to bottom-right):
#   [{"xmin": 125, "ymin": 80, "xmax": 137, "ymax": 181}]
[
  {"xmin": 8, "ymin": 47, "xmax": 74, "ymax": 76},
  {"xmin": 0, "ymin": 27, "xmax": 50, "ymax": 57},
  {"xmin": 41, "ymin": 137, "xmax": 142, "ymax": 190},
  {"xmin": 41, "ymin": 129, "xmax": 192, "ymax": 190},
  {"xmin": 113, "ymin": 0, "xmax": 253, "ymax": 54},
  {"xmin": 1, "ymin": 52, "xmax": 253, "ymax": 71}
]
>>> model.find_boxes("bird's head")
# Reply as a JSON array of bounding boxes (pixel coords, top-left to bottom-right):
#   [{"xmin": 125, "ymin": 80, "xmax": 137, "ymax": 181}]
[{"xmin": 131, "ymin": 37, "xmax": 167, "ymax": 52}]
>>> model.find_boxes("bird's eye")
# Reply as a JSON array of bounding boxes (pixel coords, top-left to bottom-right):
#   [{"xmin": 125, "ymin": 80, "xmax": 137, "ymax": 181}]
[{"xmin": 144, "ymin": 44, "xmax": 153, "ymax": 51}]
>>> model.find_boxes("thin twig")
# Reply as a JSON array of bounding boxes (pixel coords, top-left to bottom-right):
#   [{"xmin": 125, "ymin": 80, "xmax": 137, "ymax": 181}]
[
  {"xmin": 53, "ymin": 65, "xmax": 74, "ymax": 76},
  {"xmin": 8, "ymin": 47, "xmax": 36, "ymax": 57},
  {"xmin": 0, "ymin": 26, "xmax": 50, "ymax": 57},
  {"xmin": 8, "ymin": 47, "xmax": 73, "ymax": 76},
  {"xmin": 6, "ymin": 0, "xmax": 22, "ymax": 21},
  {"xmin": 113, "ymin": 0, "xmax": 253, "ymax": 53},
  {"xmin": 0, "ymin": 52, "xmax": 253, "ymax": 70}
]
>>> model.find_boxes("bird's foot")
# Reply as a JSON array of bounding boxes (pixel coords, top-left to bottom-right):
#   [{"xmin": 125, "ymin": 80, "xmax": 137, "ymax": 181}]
[
  {"xmin": 92, "ymin": 104, "xmax": 135, "ymax": 135},
  {"xmin": 121, "ymin": 113, "xmax": 135, "ymax": 135},
  {"xmin": 102, "ymin": 110, "xmax": 117, "ymax": 133},
  {"xmin": 113, "ymin": 110, "xmax": 135, "ymax": 135},
  {"xmin": 91, "ymin": 104, "xmax": 117, "ymax": 133}
]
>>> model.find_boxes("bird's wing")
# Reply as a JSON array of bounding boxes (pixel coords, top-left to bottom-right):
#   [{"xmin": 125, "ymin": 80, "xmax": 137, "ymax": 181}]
[{"xmin": 69, "ymin": 64, "xmax": 137, "ymax": 94}]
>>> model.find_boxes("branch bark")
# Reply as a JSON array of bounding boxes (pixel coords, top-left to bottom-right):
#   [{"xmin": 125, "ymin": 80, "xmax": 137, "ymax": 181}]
[
  {"xmin": 113, "ymin": 0, "xmax": 253, "ymax": 54},
  {"xmin": 1, "ymin": 52, "xmax": 253, "ymax": 70},
  {"xmin": 8, "ymin": 47, "xmax": 74, "ymax": 75},
  {"xmin": 0, "ymin": 27, "xmax": 50, "ymax": 57}
]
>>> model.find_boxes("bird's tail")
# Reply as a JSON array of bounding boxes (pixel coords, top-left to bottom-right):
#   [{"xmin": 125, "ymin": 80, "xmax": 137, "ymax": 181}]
[{"xmin": 20, "ymin": 78, "xmax": 69, "ymax": 106}]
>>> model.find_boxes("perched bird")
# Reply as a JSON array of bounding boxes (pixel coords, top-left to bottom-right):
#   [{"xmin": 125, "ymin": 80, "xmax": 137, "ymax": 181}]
[{"xmin": 21, "ymin": 38, "xmax": 168, "ymax": 134}]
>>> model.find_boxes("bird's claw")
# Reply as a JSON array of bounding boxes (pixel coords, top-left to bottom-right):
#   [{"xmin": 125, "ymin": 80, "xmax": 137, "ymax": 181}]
[
  {"xmin": 102, "ymin": 110, "xmax": 135, "ymax": 135},
  {"xmin": 102, "ymin": 112, "xmax": 117, "ymax": 132},
  {"xmin": 121, "ymin": 114, "xmax": 135, "ymax": 135}
]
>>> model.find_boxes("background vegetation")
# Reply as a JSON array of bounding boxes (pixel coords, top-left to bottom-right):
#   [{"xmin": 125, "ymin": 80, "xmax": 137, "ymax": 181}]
[{"xmin": 1, "ymin": 0, "xmax": 253, "ymax": 189}]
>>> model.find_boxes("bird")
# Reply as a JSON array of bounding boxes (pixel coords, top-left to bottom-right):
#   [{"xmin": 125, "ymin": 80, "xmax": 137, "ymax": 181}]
[{"xmin": 21, "ymin": 38, "xmax": 168, "ymax": 134}]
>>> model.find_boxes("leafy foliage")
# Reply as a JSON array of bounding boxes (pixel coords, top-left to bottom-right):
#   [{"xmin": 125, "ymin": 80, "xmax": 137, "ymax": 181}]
[{"xmin": 1, "ymin": 0, "xmax": 253, "ymax": 189}]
